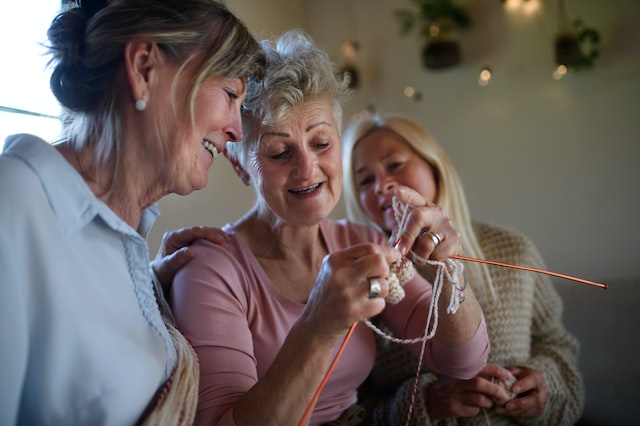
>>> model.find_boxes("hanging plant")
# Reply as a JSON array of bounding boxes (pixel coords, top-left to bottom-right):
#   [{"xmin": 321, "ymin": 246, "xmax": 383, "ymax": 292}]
[
  {"xmin": 394, "ymin": 0, "xmax": 471, "ymax": 70},
  {"xmin": 555, "ymin": 18, "xmax": 601, "ymax": 71},
  {"xmin": 555, "ymin": 0, "xmax": 601, "ymax": 71}
]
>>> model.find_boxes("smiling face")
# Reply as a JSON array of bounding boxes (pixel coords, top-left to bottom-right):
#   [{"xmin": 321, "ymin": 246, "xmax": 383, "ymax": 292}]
[
  {"xmin": 249, "ymin": 99, "xmax": 342, "ymax": 226},
  {"xmin": 161, "ymin": 68, "xmax": 246, "ymax": 196},
  {"xmin": 353, "ymin": 128, "xmax": 438, "ymax": 232}
]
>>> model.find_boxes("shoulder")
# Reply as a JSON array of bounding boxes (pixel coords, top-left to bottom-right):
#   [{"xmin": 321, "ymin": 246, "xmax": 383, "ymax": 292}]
[
  {"xmin": 0, "ymin": 139, "xmax": 52, "ymax": 227},
  {"xmin": 187, "ymin": 227, "xmax": 247, "ymax": 270},
  {"xmin": 0, "ymin": 136, "xmax": 41, "ymax": 188},
  {"xmin": 472, "ymin": 220, "xmax": 546, "ymax": 268}
]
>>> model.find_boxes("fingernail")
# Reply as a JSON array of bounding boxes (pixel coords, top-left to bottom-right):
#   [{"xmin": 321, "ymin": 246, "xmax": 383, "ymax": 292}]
[{"xmin": 394, "ymin": 240, "xmax": 407, "ymax": 255}]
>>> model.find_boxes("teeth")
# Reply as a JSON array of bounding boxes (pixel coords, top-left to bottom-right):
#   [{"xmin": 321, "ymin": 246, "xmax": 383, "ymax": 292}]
[
  {"xmin": 292, "ymin": 184, "xmax": 319, "ymax": 194},
  {"xmin": 202, "ymin": 140, "xmax": 220, "ymax": 158}
]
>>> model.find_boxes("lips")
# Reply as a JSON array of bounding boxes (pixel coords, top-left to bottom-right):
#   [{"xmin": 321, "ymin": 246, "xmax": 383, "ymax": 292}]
[
  {"xmin": 289, "ymin": 183, "xmax": 321, "ymax": 194},
  {"xmin": 201, "ymin": 139, "xmax": 221, "ymax": 158}
]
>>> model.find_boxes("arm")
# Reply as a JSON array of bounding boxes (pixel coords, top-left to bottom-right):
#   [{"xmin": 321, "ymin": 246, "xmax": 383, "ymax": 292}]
[
  {"xmin": 381, "ymin": 187, "xmax": 489, "ymax": 379},
  {"xmin": 172, "ymin": 240, "xmax": 395, "ymax": 425},
  {"xmin": 0, "ymin": 232, "xmax": 25, "ymax": 426},
  {"xmin": 495, "ymin": 245, "xmax": 584, "ymax": 424}
]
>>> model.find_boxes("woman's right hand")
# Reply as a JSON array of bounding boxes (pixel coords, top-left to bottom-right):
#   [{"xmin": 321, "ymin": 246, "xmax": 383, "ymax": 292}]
[
  {"xmin": 151, "ymin": 226, "xmax": 229, "ymax": 291},
  {"xmin": 425, "ymin": 363, "xmax": 516, "ymax": 420},
  {"xmin": 301, "ymin": 242, "xmax": 400, "ymax": 339}
]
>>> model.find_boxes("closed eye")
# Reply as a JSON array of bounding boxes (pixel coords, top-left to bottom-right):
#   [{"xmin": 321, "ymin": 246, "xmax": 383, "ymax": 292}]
[
  {"xmin": 387, "ymin": 161, "xmax": 403, "ymax": 172},
  {"xmin": 270, "ymin": 150, "xmax": 290, "ymax": 161},
  {"xmin": 357, "ymin": 174, "xmax": 374, "ymax": 188}
]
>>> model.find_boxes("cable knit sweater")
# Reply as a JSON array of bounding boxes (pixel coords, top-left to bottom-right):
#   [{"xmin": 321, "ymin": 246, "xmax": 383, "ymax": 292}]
[{"xmin": 359, "ymin": 221, "xmax": 584, "ymax": 426}]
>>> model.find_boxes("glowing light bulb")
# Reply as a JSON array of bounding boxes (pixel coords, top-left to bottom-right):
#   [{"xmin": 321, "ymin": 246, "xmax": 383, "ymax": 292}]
[
  {"xmin": 403, "ymin": 86, "xmax": 422, "ymax": 101},
  {"xmin": 478, "ymin": 67, "xmax": 492, "ymax": 86},
  {"xmin": 553, "ymin": 64, "xmax": 568, "ymax": 80}
]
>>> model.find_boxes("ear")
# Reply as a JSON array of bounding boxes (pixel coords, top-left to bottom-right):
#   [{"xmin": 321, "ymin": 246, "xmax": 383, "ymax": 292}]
[
  {"xmin": 124, "ymin": 41, "xmax": 158, "ymax": 104},
  {"xmin": 224, "ymin": 150, "xmax": 251, "ymax": 186}
]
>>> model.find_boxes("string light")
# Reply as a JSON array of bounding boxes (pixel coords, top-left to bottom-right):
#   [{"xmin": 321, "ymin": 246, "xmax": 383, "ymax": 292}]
[
  {"xmin": 503, "ymin": 0, "xmax": 541, "ymax": 16},
  {"xmin": 478, "ymin": 66, "xmax": 492, "ymax": 86},
  {"xmin": 403, "ymin": 86, "xmax": 422, "ymax": 101},
  {"xmin": 553, "ymin": 64, "xmax": 568, "ymax": 80}
]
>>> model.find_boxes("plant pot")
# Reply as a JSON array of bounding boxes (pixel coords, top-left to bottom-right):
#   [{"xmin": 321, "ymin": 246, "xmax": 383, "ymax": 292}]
[
  {"xmin": 554, "ymin": 34, "xmax": 582, "ymax": 66},
  {"xmin": 422, "ymin": 39, "xmax": 461, "ymax": 69}
]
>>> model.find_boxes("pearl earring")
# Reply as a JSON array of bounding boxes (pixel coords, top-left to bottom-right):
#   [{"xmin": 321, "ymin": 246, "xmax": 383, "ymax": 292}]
[{"xmin": 135, "ymin": 99, "xmax": 147, "ymax": 111}]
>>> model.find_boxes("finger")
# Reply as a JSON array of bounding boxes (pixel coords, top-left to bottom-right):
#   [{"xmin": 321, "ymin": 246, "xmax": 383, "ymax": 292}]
[
  {"xmin": 478, "ymin": 363, "xmax": 512, "ymax": 380},
  {"xmin": 341, "ymin": 243, "xmax": 401, "ymax": 266},
  {"xmin": 187, "ymin": 226, "xmax": 230, "ymax": 244},
  {"xmin": 393, "ymin": 185, "xmax": 426, "ymax": 208},
  {"xmin": 365, "ymin": 277, "xmax": 389, "ymax": 300},
  {"xmin": 153, "ymin": 246, "xmax": 196, "ymax": 285}
]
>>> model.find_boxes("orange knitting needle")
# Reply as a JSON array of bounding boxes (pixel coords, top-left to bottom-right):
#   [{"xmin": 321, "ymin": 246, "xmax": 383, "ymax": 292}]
[
  {"xmin": 297, "ymin": 322, "xmax": 358, "ymax": 426},
  {"xmin": 298, "ymin": 256, "xmax": 606, "ymax": 425},
  {"xmin": 453, "ymin": 255, "xmax": 608, "ymax": 289}
]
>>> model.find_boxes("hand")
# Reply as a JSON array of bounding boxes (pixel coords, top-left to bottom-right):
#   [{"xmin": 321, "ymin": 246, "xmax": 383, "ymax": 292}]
[
  {"xmin": 425, "ymin": 363, "xmax": 515, "ymax": 420},
  {"xmin": 389, "ymin": 186, "xmax": 461, "ymax": 264},
  {"xmin": 302, "ymin": 243, "xmax": 400, "ymax": 339},
  {"xmin": 150, "ymin": 226, "xmax": 229, "ymax": 291},
  {"xmin": 494, "ymin": 366, "xmax": 549, "ymax": 417}
]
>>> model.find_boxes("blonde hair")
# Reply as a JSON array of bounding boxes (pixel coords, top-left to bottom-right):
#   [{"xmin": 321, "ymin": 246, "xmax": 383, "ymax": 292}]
[{"xmin": 342, "ymin": 112, "xmax": 494, "ymax": 302}]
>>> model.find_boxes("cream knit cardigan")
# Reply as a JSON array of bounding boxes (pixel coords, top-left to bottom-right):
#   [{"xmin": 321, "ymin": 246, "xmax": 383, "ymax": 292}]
[{"xmin": 359, "ymin": 222, "xmax": 585, "ymax": 426}]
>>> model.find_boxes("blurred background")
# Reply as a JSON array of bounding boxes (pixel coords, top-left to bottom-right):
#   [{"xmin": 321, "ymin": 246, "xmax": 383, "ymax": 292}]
[{"xmin": 2, "ymin": 1, "xmax": 638, "ymax": 424}]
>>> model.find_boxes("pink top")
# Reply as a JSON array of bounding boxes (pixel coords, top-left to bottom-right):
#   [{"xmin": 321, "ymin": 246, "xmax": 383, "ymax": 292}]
[{"xmin": 172, "ymin": 219, "xmax": 489, "ymax": 425}]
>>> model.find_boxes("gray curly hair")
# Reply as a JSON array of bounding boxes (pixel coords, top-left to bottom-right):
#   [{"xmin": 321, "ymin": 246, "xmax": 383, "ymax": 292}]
[{"xmin": 226, "ymin": 29, "xmax": 352, "ymax": 173}]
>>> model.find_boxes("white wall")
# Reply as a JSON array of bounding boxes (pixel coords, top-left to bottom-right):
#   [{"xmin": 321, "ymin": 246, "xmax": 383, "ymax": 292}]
[
  {"xmin": 146, "ymin": 1, "xmax": 639, "ymax": 421},
  {"xmin": 151, "ymin": 0, "xmax": 639, "ymax": 286}
]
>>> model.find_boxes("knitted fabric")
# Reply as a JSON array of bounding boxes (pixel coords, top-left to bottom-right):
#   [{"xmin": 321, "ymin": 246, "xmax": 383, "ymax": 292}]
[
  {"xmin": 359, "ymin": 222, "xmax": 585, "ymax": 426},
  {"xmin": 140, "ymin": 274, "xmax": 199, "ymax": 425}
]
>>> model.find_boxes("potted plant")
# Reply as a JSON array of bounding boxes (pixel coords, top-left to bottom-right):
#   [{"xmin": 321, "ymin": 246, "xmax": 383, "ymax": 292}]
[
  {"xmin": 394, "ymin": 0, "xmax": 471, "ymax": 70},
  {"xmin": 554, "ymin": 0, "xmax": 600, "ymax": 71}
]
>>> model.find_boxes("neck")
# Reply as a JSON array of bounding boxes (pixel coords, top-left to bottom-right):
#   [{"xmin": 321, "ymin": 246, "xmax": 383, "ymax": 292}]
[
  {"xmin": 236, "ymin": 208, "xmax": 326, "ymax": 263},
  {"xmin": 56, "ymin": 141, "xmax": 160, "ymax": 229}
]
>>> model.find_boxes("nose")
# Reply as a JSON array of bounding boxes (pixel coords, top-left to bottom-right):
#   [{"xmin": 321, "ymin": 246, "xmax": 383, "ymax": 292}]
[
  {"xmin": 374, "ymin": 174, "xmax": 395, "ymax": 194},
  {"xmin": 224, "ymin": 108, "xmax": 244, "ymax": 143},
  {"xmin": 293, "ymin": 150, "xmax": 315, "ymax": 178}
]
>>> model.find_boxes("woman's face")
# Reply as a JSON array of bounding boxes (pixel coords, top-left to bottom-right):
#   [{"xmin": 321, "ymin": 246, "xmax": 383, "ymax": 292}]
[
  {"xmin": 352, "ymin": 128, "xmax": 437, "ymax": 232},
  {"xmin": 251, "ymin": 99, "xmax": 342, "ymax": 226},
  {"xmin": 162, "ymin": 69, "xmax": 246, "ymax": 196}
]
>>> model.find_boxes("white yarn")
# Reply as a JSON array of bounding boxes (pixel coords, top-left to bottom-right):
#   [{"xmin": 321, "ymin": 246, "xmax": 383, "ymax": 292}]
[{"xmin": 365, "ymin": 193, "xmax": 466, "ymax": 425}]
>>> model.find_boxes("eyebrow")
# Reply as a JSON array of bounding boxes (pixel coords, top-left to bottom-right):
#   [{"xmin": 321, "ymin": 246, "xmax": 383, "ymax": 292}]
[
  {"xmin": 355, "ymin": 150, "xmax": 394, "ymax": 175},
  {"xmin": 261, "ymin": 121, "xmax": 333, "ymax": 139}
]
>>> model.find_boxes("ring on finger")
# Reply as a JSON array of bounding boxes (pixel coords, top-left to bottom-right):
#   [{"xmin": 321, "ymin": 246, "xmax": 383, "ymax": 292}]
[
  {"xmin": 368, "ymin": 278, "xmax": 382, "ymax": 299},
  {"xmin": 418, "ymin": 229, "xmax": 443, "ymax": 247}
]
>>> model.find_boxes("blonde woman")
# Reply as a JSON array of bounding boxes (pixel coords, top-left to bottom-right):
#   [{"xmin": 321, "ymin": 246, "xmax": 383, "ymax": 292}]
[{"xmin": 342, "ymin": 112, "xmax": 584, "ymax": 425}]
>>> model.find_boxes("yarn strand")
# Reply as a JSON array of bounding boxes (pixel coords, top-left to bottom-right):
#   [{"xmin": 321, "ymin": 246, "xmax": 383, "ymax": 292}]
[{"xmin": 297, "ymin": 196, "xmax": 606, "ymax": 426}]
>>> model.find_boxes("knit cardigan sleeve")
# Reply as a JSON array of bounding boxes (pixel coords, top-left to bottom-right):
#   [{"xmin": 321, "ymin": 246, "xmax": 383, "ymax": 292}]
[
  {"xmin": 357, "ymin": 222, "xmax": 585, "ymax": 426},
  {"xmin": 500, "ymin": 227, "xmax": 585, "ymax": 425}
]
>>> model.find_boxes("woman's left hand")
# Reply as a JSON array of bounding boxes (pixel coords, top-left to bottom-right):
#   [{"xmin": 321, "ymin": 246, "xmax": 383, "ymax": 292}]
[
  {"xmin": 389, "ymin": 185, "xmax": 461, "ymax": 263},
  {"xmin": 494, "ymin": 367, "xmax": 549, "ymax": 417}
]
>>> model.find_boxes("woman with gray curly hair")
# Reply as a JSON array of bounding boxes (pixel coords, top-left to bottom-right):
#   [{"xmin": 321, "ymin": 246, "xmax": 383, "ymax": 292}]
[
  {"xmin": 171, "ymin": 29, "xmax": 492, "ymax": 425},
  {"xmin": 0, "ymin": 0, "xmax": 264, "ymax": 424}
]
